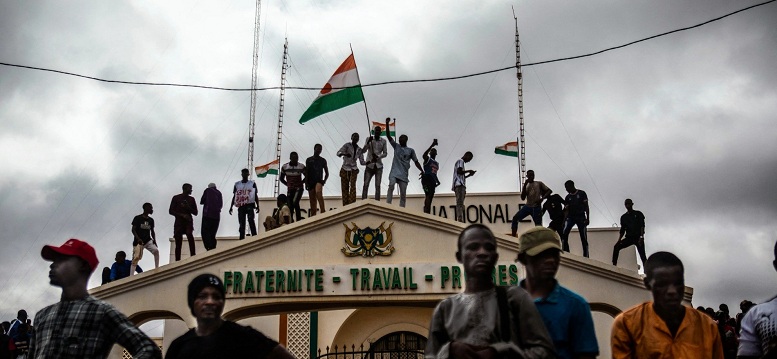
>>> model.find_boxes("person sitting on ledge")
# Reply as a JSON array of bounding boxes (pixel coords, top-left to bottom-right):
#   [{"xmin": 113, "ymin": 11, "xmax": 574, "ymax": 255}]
[{"xmin": 264, "ymin": 194, "xmax": 291, "ymax": 231}]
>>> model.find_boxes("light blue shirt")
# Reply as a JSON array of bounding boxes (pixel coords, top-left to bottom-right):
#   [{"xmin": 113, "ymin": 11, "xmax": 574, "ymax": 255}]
[{"xmin": 387, "ymin": 137, "xmax": 418, "ymax": 183}]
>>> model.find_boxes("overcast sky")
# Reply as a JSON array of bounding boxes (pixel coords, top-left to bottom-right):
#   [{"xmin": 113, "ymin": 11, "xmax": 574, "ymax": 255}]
[{"xmin": 1, "ymin": 0, "xmax": 776, "ymax": 325}]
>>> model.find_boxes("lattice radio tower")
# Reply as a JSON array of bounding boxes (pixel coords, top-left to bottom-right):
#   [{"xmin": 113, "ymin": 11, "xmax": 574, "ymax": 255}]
[
  {"xmin": 247, "ymin": 0, "xmax": 262, "ymax": 176},
  {"xmin": 513, "ymin": 8, "xmax": 526, "ymax": 189},
  {"xmin": 273, "ymin": 39, "xmax": 289, "ymax": 197}
]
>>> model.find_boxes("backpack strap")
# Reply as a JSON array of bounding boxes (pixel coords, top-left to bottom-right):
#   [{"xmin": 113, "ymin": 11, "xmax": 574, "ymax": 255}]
[{"xmin": 495, "ymin": 286, "xmax": 511, "ymax": 342}]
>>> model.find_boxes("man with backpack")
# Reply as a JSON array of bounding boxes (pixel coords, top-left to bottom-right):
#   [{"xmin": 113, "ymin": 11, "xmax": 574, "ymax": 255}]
[{"xmin": 425, "ymin": 224, "xmax": 555, "ymax": 358}]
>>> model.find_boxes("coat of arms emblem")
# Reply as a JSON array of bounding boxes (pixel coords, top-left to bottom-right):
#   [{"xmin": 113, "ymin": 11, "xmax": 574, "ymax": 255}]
[{"xmin": 341, "ymin": 222, "xmax": 395, "ymax": 257}]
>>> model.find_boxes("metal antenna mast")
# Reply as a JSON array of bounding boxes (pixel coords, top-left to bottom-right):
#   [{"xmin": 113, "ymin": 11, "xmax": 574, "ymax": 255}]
[
  {"xmin": 513, "ymin": 7, "xmax": 526, "ymax": 189},
  {"xmin": 247, "ymin": 0, "xmax": 262, "ymax": 176},
  {"xmin": 274, "ymin": 38, "xmax": 289, "ymax": 197}
]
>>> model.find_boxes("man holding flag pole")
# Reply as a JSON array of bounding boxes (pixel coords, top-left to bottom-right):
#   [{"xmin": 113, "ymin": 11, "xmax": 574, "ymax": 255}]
[{"xmin": 362, "ymin": 123, "xmax": 388, "ymax": 201}]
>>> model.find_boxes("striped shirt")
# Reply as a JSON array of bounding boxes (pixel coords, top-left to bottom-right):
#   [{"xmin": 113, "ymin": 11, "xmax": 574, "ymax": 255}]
[
  {"xmin": 281, "ymin": 162, "xmax": 305, "ymax": 190},
  {"xmin": 30, "ymin": 296, "xmax": 161, "ymax": 359}
]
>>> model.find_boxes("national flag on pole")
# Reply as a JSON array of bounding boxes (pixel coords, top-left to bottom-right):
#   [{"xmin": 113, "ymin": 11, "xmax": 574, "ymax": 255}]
[
  {"xmin": 370, "ymin": 120, "xmax": 396, "ymax": 137},
  {"xmin": 494, "ymin": 142, "xmax": 519, "ymax": 157},
  {"xmin": 255, "ymin": 159, "xmax": 280, "ymax": 178},
  {"xmin": 299, "ymin": 54, "xmax": 365, "ymax": 124}
]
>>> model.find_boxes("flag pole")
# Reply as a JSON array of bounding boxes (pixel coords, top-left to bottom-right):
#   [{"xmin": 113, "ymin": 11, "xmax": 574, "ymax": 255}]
[{"xmin": 350, "ymin": 44, "xmax": 372, "ymax": 134}]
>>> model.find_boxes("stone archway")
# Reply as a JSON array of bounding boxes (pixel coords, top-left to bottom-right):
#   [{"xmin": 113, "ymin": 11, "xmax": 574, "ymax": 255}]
[
  {"xmin": 127, "ymin": 310, "xmax": 186, "ymax": 326},
  {"xmin": 589, "ymin": 302, "xmax": 622, "ymax": 318},
  {"xmin": 330, "ymin": 307, "xmax": 433, "ymax": 348}
]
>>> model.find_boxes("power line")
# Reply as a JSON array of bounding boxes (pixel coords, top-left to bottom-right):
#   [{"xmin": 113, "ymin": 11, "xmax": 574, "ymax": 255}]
[{"xmin": 1, "ymin": 0, "xmax": 773, "ymax": 92}]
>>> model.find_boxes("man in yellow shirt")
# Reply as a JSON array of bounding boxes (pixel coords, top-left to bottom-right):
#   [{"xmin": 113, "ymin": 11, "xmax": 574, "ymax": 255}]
[{"xmin": 611, "ymin": 251, "xmax": 723, "ymax": 358}]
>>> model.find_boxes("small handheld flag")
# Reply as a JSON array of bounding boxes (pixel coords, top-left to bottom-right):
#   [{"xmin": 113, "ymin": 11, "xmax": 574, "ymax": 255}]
[{"xmin": 370, "ymin": 121, "xmax": 396, "ymax": 137}]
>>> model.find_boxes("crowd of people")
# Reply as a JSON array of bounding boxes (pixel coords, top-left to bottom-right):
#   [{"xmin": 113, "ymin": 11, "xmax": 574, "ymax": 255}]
[
  {"xmin": 9, "ymin": 118, "xmax": 774, "ymax": 358},
  {"xmin": 2, "ymin": 226, "xmax": 776, "ymax": 358},
  {"xmin": 111, "ymin": 116, "xmax": 652, "ymax": 276},
  {"xmin": 692, "ymin": 300, "xmax": 760, "ymax": 358},
  {"xmin": 427, "ymin": 225, "xmax": 777, "ymax": 359}
]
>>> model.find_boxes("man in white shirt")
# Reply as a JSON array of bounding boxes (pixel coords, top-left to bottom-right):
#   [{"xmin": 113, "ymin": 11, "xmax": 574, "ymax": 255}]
[
  {"xmin": 362, "ymin": 125, "xmax": 388, "ymax": 201},
  {"xmin": 738, "ymin": 240, "xmax": 777, "ymax": 358},
  {"xmin": 452, "ymin": 152, "xmax": 475, "ymax": 223},
  {"xmin": 229, "ymin": 169, "xmax": 259, "ymax": 239},
  {"xmin": 336, "ymin": 132, "xmax": 365, "ymax": 206}
]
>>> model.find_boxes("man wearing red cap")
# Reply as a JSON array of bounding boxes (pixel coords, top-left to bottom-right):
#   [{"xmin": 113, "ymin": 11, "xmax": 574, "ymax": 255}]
[{"xmin": 29, "ymin": 239, "xmax": 161, "ymax": 359}]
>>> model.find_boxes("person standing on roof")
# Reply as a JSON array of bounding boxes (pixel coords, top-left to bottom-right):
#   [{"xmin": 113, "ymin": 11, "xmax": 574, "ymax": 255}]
[
  {"xmin": 229, "ymin": 169, "xmax": 260, "ymax": 240},
  {"xmin": 336, "ymin": 133, "xmax": 365, "ymax": 206},
  {"xmin": 421, "ymin": 139, "xmax": 440, "ymax": 214},
  {"xmin": 511, "ymin": 170, "xmax": 552, "ymax": 236},
  {"xmin": 304, "ymin": 144, "xmax": 329, "ymax": 217},
  {"xmin": 452, "ymin": 151, "xmax": 476, "ymax": 222},
  {"xmin": 280, "ymin": 152, "xmax": 305, "ymax": 221},
  {"xmin": 200, "ymin": 183, "xmax": 223, "ymax": 250},
  {"xmin": 385, "ymin": 118, "xmax": 422, "ymax": 208},
  {"xmin": 561, "ymin": 180, "xmax": 590, "ymax": 258},
  {"xmin": 362, "ymin": 125, "xmax": 388, "ymax": 201},
  {"xmin": 170, "ymin": 183, "xmax": 198, "ymax": 260}
]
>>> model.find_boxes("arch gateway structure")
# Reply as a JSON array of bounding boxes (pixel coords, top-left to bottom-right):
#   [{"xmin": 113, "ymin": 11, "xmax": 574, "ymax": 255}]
[{"xmin": 92, "ymin": 193, "xmax": 693, "ymax": 359}]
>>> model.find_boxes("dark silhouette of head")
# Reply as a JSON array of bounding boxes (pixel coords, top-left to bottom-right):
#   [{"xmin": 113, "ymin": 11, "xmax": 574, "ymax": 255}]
[
  {"xmin": 142, "ymin": 202, "xmax": 153, "ymax": 215},
  {"xmin": 277, "ymin": 194, "xmax": 288, "ymax": 206},
  {"xmin": 526, "ymin": 170, "xmax": 535, "ymax": 182},
  {"xmin": 290, "ymin": 152, "xmax": 299, "ymax": 163},
  {"xmin": 463, "ymin": 151, "xmax": 473, "ymax": 163},
  {"xmin": 564, "ymin": 180, "xmax": 576, "ymax": 193},
  {"xmin": 399, "ymin": 135, "xmax": 408, "ymax": 146},
  {"xmin": 314, "ymin": 144, "xmax": 322, "ymax": 156}
]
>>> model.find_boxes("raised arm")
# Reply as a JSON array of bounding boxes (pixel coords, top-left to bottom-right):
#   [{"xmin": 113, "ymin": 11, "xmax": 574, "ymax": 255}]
[
  {"xmin": 423, "ymin": 139, "xmax": 438, "ymax": 162},
  {"xmin": 521, "ymin": 181, "xmax": 528, "ymax": 200},
  {"xmin": 384, "ymin": 118, "xmax": 394, "ymax": 144}
]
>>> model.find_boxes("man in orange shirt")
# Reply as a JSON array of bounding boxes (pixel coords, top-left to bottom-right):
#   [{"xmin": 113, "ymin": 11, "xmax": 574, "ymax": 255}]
[{"xmin": 611, "ymin": 251, "xmax": 723, "ymax": 358}]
